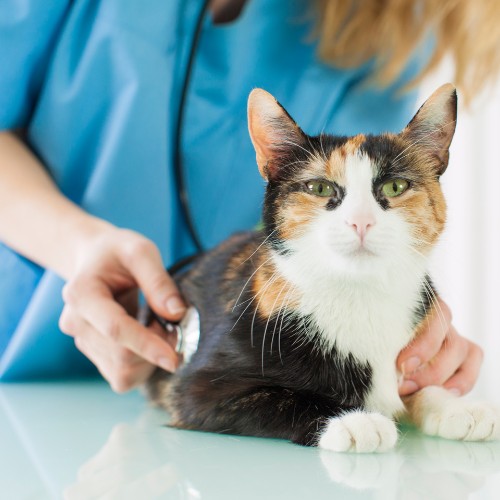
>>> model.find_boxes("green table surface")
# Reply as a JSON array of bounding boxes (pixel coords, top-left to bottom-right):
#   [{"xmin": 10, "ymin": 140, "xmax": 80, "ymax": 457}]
[{"xmin": 1, "ymin": 379, "xmax": 500, "ymax": 500}]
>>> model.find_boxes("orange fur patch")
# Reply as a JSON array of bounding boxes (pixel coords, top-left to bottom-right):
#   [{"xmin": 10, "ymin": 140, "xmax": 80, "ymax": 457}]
[
  {"xmin": 325, "ymin": 134, "xmax": 365, "ymax": 184},
  {"xmin": 292, "ymin": 153, "xmax": 330, "ymax": 182},
  {"xmin": 277, "ymin": 192, "xmax": 324, "ymax": 241},
  {"xmin": 325, "ymin": 149, "xmax": 347, "ymax": 184},
  {"xmin": 251, "ymin": 251, "xmax": 300, "ymax": 319},
  {"xmin": 344, "ymin": 134, "xmax": 366, "ymax": 155},
  {"xmin": 387, "ymin": 140, "xmax": 447, "ymax": 251}
]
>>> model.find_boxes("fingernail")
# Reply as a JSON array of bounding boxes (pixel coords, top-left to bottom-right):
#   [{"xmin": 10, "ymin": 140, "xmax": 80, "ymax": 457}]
[
  {"xmin": 401, "ymin": 356, "xmax": 421, "ymax": 375},
  {"xmin": 165, "ymin": 296, "xmax": 186, "ymax": 316},
  {"xmin": 448, "ymin": 388, "xmax": 461, "ymax": 397},
  {"xmin": 158, "ymin": 356, "xmax": 176, "ymax": 372},
  {"xmin": 399, "ymin": 380, "xmax": 419, "ymax": 395}
]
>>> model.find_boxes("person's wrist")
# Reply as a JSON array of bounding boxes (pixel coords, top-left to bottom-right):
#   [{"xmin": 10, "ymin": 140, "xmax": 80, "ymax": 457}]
[{"xmin": 61, "ymin": 211, "xmax": 115, "ymax": 280}]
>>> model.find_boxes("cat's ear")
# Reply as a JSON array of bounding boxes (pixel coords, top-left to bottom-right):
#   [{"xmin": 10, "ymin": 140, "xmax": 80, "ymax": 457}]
[
  {"xmin": 248, "ymin": 89, "xmax": 306, "ymax": 180},
  {"xmin": 402, "ymin": 83, "xmax": 457, "ymax": 176}
]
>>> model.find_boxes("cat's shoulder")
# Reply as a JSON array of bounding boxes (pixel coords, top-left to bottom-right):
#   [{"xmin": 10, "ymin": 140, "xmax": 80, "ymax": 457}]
[{"xmin": 176, "ymin": 230, "xmax": 265, "ymax": 289}]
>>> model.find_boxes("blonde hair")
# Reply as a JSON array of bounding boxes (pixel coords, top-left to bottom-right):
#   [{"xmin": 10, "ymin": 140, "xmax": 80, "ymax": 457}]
[{"xmin": 316, "ymin": 0, "xmax": 500, "ymax": 103}]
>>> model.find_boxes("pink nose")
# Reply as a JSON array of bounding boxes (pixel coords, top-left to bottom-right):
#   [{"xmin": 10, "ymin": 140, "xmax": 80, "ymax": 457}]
[{"xmin": 346, "ymin": 215, "xmax": 376, "ymax": 240}]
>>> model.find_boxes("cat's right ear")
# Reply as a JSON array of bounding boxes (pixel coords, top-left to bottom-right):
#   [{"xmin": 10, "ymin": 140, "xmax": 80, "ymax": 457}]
[
  {"xmin": 401, "ymin": 83, "xmax": 457, "ymax": 176},
  {"xmin": 247, "ymin": 89, "xmax": 306, "ymax": 181}
]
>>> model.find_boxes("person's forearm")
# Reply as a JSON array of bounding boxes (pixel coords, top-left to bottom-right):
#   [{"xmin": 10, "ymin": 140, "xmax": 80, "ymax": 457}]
[{"xmin": 0, "ymin": 131, "xmax": 110, "ymax": 279}]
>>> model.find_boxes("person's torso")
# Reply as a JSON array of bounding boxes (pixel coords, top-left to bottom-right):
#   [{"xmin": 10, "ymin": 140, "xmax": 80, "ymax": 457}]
[{"xmin": 0, "ymin": 0, "xmax": 423, "ymax": 378}]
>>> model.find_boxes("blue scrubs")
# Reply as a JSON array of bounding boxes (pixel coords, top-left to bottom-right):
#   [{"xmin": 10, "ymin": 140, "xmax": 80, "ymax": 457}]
[{"xmin": 0, "ymin": 0, "xmax": 428, "ymax": 380}]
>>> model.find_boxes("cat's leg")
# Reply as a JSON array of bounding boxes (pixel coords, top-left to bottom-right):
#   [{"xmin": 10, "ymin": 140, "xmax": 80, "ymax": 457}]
[
  {"xmin": 404, "ymin": 386, "xmax": 500, "ymax": 441},
  {"xmin": 168, "ymin": 381, "xmax": 398, "ymax": 452}
]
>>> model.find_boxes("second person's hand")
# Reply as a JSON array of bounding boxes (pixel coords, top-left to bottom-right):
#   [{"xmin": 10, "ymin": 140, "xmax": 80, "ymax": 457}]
[{"xmin": 397, "ymin": 298, "xmax": 483, "ymax": 397}]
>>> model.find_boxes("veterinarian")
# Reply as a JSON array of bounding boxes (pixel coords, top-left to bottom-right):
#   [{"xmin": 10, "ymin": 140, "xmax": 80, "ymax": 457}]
[{"xmin": 0, "ymin": 0, "xmax": 494, "ymax": 394}]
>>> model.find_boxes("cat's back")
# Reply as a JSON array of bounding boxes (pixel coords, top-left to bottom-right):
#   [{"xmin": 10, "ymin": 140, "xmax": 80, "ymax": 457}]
[{"xmin": 175, "ymin": 230, "xmax": 265, "ymax": 337}]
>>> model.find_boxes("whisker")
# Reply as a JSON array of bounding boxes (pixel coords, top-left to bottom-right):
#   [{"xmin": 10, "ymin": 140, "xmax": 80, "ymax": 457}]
[
  {"xmin": 277, "ymin": 286, "xmax": 298, "ymax": 365},
  {"xmin": 270, "ymin": 283, "xmax": 295, "ymax": 355},
  {"xmin": 232, "ymin": 255, "xmax": 273, "ymax": 312},
  {"xmin": 280, "ymin": 140, "xmax": 319, "ymax": 163},
  {"xmin": 238, "ymin": 229, "xmax": 277, "ymax": 268},
  {"xmin": 422, "ymin": 276, "xmax": 448, "ymax": 338},
  {"xmin": 392, "ymin": 118, "xmax": 456, "ymax": 164},
  {"xmin": 229, "ymin": 265, "xmax": 277, "ymax": 339},
  {"xmin": 279, "ymin": 158, "xmax": 312, "ymax": 169},
  {"xmin": 319, "ymin": 133, "xmax": 328, "ymax": 161},
  {"xmin": 250, "ymin": 271, "xmax": 280, "ymax": 348},
  {"xmin": 392, "ymin": 256, "xmax": 434, "ymax": 337},
  {"xmin": 401, "ymin": 243, "xmax": 449, "ymax": 337},
  {"xmin": 261, "ymin": 280, "xmax": 288, "ymax": 376}
]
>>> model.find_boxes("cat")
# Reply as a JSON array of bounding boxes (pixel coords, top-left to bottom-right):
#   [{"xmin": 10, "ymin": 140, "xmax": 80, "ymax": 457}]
[{"xmin": 146, "ymin": 84, "xmax": 500, "ymax": 452}]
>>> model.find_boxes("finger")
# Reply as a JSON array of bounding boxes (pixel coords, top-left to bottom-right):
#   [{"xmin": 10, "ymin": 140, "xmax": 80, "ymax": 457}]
[
  {"xmin": 59, "ymin": 305, "xmax": 79, "ymax": 337},
  {"xmin": 68, "ymin": 312, "xmax": 139, "ymax": 368},
  {"xmin": 403, "ymin": 326, "xmax": 469, "ymax": 390},
  {"xmin": 397, "ymin": 298, "xmax": 452, "ymax": 373},
  {"xmin": 60, "ymin": 305, "xmax": 121, "ymax": 369},
  {"xmin": 119, "ymin": 236, "xmax": 186, "ymax": 320},
  {"xmin": 72, "ymin": 323, "xmax": 157, "ymax": 393},
  {"xmin": 75, "ymin": 335, "xmax": 155, "ymax": 393},
  {"xmin": 62, "ymin": 300, "xmax": 177, "ymax": 365},
  {"xmin": 443, "ymin": 343, "xmax": 484, "ymax": 396},
  {"xmin": 64, "ymin": 279, "xmax": 179, "ymax": 372},
  {"xmin": 117, "ymin": 288, "xmax": 139, "ymax": 317},
  {"xmin": 149, "ymin": 320, "xmax": 179, "ymax": 350},
  {"xmin": 60, "ymin": 306, "xmax": 113, "ymax": 361},
  {"xmin": 62, "ymin": 309, "xmax": 130, "ymax": 369}
]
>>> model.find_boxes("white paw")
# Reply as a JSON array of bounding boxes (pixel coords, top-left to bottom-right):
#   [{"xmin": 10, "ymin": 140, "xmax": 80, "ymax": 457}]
[
  {"xmin": 318, "ymin": 411, "xmax": 398, "ymax": 453},
  {"xmin": 422, "ymin": 400, "xmax": 500, "ymax": 441}
]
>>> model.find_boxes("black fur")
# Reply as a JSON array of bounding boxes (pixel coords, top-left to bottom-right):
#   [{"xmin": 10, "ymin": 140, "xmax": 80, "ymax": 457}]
[
  {"xmin": 147, "ymin": 232, "xmax": 372, "ymax": 446},
  {"xmin": 146, "ymin": 127, "xmax": 439, "ymax": 447},
  {"xmin": 413, "ymin": 275, "xmax": 437, "ymax": 329}
]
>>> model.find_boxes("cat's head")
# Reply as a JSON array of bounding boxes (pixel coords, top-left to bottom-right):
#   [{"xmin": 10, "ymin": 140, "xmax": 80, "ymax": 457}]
[{"xmin": 247, "ymin": 84, "xmax": 457, "ymax": 276}]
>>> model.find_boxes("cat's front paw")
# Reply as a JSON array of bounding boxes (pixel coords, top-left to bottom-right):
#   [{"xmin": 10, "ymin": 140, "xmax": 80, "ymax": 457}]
[
  {"xmin": 318, "ymin": 411, "xmax": 398, "ymax": 453},
  {"xmin": 421, "ymin": 400, "xmax": 500, "ymax": 441}
]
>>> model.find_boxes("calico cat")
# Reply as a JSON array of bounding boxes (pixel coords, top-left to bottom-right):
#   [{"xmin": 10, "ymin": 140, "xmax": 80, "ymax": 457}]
[{"xmin": 147, "ymin": 84, "xmax": 500, "ymax": 452}]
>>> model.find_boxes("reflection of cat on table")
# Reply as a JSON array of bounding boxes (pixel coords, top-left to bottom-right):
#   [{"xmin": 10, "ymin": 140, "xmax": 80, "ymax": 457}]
[{"xmin": 64, "ymin": 411, "xmax": 500, "ymax": 500}]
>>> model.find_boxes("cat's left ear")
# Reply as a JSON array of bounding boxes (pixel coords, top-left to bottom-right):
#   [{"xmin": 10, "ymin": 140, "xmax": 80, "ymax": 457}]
[
  {"xmin": 402, "ymin": 83, "xmax": 457, "ymax": 176},
  {"xmin": 248, "ymin": 89, "xmax": 306, "ymax": 180}
]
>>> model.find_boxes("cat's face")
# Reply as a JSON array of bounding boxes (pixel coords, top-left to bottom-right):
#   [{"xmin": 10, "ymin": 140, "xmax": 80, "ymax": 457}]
[{"xmin": 248, "ymin": 85, "xmax": 457, "ymax": 276}]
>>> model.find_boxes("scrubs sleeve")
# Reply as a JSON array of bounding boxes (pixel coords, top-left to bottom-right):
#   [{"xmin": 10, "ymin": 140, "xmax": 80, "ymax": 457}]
[{"xmin": 0, "ymin": 0, "xmax": 70, "ymax": 130}]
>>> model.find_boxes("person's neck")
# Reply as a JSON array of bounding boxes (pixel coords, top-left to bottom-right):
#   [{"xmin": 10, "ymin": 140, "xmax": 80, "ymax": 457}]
[{"xmin": 210, "ymin": 0, "xmax": 247, "ymax": 24}]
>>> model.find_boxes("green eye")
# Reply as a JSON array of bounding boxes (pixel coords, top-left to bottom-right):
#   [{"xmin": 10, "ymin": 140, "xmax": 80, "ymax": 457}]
[
  {"xmin": 306, "ymin": 180, "xmax": 335, "ymax": 197},
  {"xmin": 382, "ymin": 179, "xmax": 409, "ymax": 198}
]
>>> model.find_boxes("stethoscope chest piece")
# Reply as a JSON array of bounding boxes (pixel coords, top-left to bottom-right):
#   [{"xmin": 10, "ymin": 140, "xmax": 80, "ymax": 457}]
[{"xmin": 173, "ymin": 306, "xmax": 201, "ymax": 364}]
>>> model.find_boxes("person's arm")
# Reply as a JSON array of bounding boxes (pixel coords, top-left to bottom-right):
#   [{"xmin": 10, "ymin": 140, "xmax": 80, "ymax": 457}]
[{"xmin": 0, "ymin": 131, "xmax": 183, "ymax": 391}]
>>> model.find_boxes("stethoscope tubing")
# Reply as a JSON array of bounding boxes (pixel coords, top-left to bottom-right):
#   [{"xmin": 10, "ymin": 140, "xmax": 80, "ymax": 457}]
[{"xmin": 173, "ymin": 0, "xmax": 212, "ymax": 253}]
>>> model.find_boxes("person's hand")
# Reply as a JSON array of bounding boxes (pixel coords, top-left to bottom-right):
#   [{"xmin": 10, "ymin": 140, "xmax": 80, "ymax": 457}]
[
  {"xmin": 397, "ymin": 298, "xmax": 483, "ymax": 397},
  {"xmin": 59, "ymin": 226, "xmax": 184, "ymax": 392}
]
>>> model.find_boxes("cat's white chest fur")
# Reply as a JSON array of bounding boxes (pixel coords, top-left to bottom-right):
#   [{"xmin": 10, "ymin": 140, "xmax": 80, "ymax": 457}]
[
  {"xmin": 274, "ymin": 249, "xmax": 427, "ymax": 418},
  {"xmin": 272, "ymin": 151, "xmax": 430, "ymax": 418}
]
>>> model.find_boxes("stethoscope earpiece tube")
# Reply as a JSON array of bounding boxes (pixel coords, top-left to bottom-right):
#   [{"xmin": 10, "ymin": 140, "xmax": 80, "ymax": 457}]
[{"xmin": 173, "ymin": 0, "xmax": 211, "ymax": 253}]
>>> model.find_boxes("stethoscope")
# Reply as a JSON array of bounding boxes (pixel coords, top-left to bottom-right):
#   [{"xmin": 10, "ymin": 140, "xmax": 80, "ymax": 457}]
[
  {"xmin": 173, "ymin": 0, "xmax": 212, "ymax": 254},
  {"xmin": 145, "ymin": 0, "xmax": 213, "ymax": 359}
]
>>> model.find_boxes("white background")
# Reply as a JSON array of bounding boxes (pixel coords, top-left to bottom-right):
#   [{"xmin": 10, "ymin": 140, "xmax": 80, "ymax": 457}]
[{"xmin": 420, "ymin": 65, "xmax": 500, "ymax": 400}]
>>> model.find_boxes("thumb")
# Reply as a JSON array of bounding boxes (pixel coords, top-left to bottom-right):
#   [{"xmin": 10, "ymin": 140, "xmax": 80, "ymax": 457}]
[
  {"xmin": 397, "ymin": 299, "xmax": 452, "ymax": 373},
  {"xmin": 121, "ymin": 239, "xmax": 186, "ymax": 321}
]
